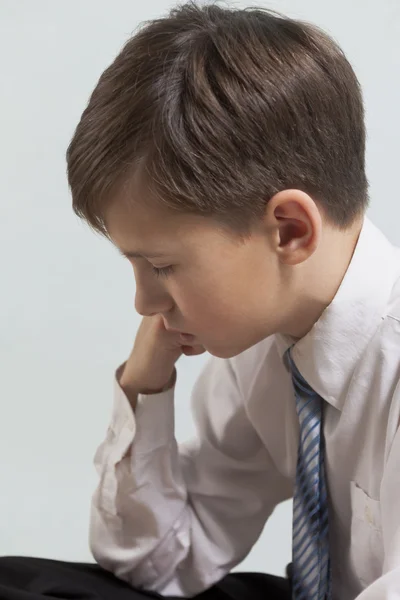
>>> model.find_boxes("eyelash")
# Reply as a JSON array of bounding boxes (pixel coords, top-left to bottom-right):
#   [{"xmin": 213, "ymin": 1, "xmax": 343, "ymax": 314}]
[
  {"xmin": 151, "ymin": 265, "xmax": 174, "ymax": 278},
  {"xmin": 120, "ymin": 252, "xmax": 174, "ymax": 278}
]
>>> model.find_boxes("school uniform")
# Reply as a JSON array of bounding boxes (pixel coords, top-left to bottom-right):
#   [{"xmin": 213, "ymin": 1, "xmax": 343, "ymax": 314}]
[{"xmin": 1, "ymin": 216, "xmax": 400, "ymax": 600}]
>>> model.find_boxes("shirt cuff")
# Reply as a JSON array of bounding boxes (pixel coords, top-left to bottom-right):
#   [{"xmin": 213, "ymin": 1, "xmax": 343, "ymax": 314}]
[{"xmin": 109, "ymin": 362, "xmax": 177, "ymax": 454}]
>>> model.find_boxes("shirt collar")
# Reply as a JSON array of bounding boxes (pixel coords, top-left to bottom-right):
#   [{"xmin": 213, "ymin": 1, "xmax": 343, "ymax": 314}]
[{"xmin": 275, "ymin": 217, "xmax": 398, "ymax": 410}]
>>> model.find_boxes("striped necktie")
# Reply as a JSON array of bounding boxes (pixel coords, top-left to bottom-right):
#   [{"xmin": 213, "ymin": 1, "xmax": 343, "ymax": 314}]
[{"xmin": 285, "ymin": 348, "xmax": 331, "ymax": 600}]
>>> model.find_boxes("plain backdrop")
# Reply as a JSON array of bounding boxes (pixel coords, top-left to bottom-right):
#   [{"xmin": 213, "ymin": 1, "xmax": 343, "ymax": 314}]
[{"xmin": 0, "ymin": 0, "xmax": 399, "ymax": 578}]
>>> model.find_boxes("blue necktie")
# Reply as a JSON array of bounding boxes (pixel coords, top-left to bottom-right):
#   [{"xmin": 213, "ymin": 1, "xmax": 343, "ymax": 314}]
[{"xmin": 285, "ymin": 348, "xmax": 331, "ymax": 600}]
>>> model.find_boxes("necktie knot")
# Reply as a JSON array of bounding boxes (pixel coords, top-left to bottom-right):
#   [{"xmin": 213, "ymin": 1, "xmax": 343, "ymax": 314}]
[{"xmin": 285, "ymin": 348, "xmax": 322, "ymax": 419}]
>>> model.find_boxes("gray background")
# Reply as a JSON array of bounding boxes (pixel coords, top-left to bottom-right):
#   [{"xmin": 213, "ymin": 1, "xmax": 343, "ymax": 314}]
[{"xmin": 0, "ymin": 0, "xmax": 399, "ymax": 577}]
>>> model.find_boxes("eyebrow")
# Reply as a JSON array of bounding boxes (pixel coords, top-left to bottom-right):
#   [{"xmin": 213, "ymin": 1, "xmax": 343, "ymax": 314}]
[{"xmin": 117, "ymin": 248, "xmax": 166, "ymax": 259}]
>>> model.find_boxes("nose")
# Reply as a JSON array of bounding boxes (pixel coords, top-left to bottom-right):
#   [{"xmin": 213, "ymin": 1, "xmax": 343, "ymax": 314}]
[
  {"xmin": 135, "ymin": 298, "xmax": 173, "ymax": 318},
  {"xmin": 135, "ymin": 286, "xmax": 173, "ymax": 318}
]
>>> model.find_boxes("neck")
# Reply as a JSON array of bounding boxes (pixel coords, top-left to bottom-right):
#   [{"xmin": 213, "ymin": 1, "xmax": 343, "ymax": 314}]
[{"xmin": 283, "ymin": 217, "xmax": 364, "ymax": 339}]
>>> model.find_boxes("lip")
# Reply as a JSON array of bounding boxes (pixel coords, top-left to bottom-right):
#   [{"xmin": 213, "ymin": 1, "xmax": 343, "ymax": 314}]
[
  {"xmin": 172, "ymin": 329, "xmax": 192, "ymax": 336},
  {"xmin": 163, "ymin": 317, "xmax": 193, "ymax": 336},
  {"xmin": 165, "ymin": 323, "xmax": 188, "ymax": 334}
]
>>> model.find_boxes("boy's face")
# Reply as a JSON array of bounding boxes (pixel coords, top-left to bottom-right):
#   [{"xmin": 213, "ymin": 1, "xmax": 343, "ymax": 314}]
[{"xmin": 105, "ymin": 182, "xmax": 298, "ymax": 360}]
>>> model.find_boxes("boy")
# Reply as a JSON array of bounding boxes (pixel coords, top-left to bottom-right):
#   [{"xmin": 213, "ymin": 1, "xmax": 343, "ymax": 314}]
[{"xmin": 1, "ymin": 1, "xmax": 400, "ymax": 600}]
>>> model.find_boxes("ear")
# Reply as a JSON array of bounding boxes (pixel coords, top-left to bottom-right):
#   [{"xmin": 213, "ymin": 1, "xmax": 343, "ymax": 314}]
[{"xmin": 267, "ymin": 189, "xmax": 322, "ymax": 265}]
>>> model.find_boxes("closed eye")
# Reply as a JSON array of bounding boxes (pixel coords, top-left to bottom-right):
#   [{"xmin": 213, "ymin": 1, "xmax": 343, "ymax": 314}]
[
  {"xmin": 151, "ymin": 265, "xmax": 174, "ymax": 278},
  {"xmin": 118, "ymin": 250, "xmax": 175, "ymax": 279}
]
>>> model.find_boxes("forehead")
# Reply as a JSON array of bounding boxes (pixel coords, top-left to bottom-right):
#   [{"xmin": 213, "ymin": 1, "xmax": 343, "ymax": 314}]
[
  {"xmin": 103, "ymin": 168, "xmax": 245, "ymax": 257},
  {"xmin": 104, "ymin": 181, "xmax": 211, "ymax": 255}
]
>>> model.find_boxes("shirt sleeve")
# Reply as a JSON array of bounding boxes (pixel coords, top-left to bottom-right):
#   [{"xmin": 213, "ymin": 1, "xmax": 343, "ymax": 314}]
[
  {"xmin": 352, "ymin": 411, "xmax": 400, "ymax": 600},
  {"xmin": 89, "ymin": 354, "xmax": 293, "ymax": 598}
]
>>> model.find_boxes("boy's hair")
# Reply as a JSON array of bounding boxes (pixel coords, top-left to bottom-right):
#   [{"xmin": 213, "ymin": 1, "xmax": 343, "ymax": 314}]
[{"xmin": 66, "ymin": 1, "xmax": 369, "ymax": 241}]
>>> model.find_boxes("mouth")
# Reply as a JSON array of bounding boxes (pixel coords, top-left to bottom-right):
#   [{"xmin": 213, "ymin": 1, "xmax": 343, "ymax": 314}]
[
  {"xmin": 180, "ymin": 332, "xmax": 195, "ymax": 340},
  {"xmin": 165, "ymin": 324, "xmax": 192, "ymax": 335},
  {"xmin": 163, "ymin": 317, "xmax": 191, "ymax": 335},
  {"xmin": 162, "ymin": 315, "xmax": 197, "ymax": 339}
]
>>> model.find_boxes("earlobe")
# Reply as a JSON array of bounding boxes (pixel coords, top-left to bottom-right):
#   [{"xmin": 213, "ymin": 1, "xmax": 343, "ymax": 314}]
[{"xmin": 268, "ymin": 190, "xmax": 322, "ymax": 265}]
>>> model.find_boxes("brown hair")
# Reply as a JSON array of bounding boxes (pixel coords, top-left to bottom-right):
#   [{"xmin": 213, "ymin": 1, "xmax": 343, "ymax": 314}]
[{"xmin": 66, "ymin": 0, "xmax": 369, "ymax": 241}]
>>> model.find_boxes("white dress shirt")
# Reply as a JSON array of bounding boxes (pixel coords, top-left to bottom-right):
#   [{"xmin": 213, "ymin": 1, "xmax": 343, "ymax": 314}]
[{"xmin": 90, "ymin": 217, "xmax": 400, "ymax": 600}]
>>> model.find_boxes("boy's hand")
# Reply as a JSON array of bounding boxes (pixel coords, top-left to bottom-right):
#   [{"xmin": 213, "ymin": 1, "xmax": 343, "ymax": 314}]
[{"xmin": 119, "ymin": 314, "xmax": 205, "ymax": 400}]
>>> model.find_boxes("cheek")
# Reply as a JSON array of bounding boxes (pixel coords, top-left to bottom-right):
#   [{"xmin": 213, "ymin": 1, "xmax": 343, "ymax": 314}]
[
  {"xmin": 172, "ymin": 276, "xmax": 226, "ymax": 325},
  {"xmin": 174, "ymin": 258, "xmax": 270, "ymax": 331}
]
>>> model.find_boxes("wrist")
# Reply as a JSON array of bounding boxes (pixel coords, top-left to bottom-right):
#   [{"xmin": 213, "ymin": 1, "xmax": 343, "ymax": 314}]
[
  {"xmin": 139, "ymin": 368, "xmax": 177, "ymax": 395},
  {"xmin": 119, "ymin": 367, "xmax": 177, "ymax": 396}
]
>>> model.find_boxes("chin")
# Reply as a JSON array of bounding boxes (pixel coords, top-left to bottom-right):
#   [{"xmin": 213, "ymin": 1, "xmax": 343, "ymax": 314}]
[
  {"xmin": 208, "ymin": 331, "xmax": 271, "ymax": 359},
  {"xmin": 205, "ymin": 341, "xmax": 250, "ymax": 360},
  {"xmin": 209, "ymin": 350, "xmax": 236, "ymax": 359}
]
